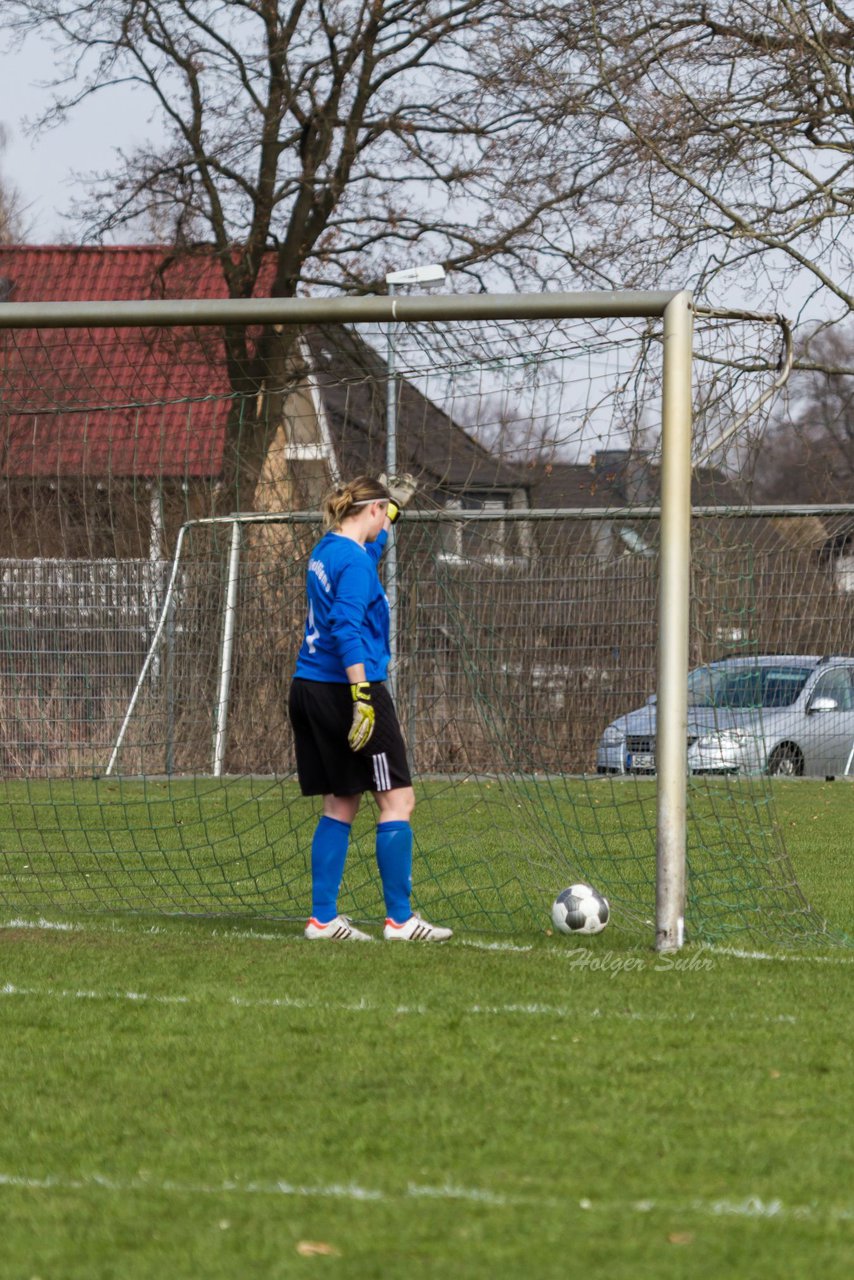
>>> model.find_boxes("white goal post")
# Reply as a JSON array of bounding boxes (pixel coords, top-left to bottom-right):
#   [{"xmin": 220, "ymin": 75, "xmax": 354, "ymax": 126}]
[{"xmin": 0, "ymin": 288, "xmax": 694, "ymax": 950}]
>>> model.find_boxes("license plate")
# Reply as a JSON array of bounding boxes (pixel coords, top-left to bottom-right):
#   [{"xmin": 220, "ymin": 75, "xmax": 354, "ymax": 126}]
[{"xmin": 627, "ymin": 751, "xmax": 655, "ymax": 771}]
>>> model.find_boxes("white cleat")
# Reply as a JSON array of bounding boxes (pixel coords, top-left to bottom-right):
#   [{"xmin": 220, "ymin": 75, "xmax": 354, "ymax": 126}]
[
  {"xmin": 383, "ymin": 913, "xmax": 453, "ymax": 942},
  {"xmin": 304, "ymin": 915, "xmax": 373, "ymax": 941}
]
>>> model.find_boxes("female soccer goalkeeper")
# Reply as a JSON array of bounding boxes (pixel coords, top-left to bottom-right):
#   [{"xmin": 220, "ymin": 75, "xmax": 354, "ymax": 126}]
[{"xmin": 288, "ymin": 474, "xmax": 452, "ymax": 943}]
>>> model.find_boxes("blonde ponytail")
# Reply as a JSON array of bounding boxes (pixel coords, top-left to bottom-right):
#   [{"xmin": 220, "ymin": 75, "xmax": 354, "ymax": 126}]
[{"xmin": 322, "ymin": 475, "xmax": 390, "ymax": 530}]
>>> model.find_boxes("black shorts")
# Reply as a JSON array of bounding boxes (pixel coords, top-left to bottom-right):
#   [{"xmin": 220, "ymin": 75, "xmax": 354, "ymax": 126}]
[{"xmin": 288, "ymin": 678, "xmax": 413, "ymax": 797}]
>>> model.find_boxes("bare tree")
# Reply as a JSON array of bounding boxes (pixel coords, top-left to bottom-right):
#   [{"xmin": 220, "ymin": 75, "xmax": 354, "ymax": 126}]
[
  {"xmin": 2, "ymin": 1, "xmax": 608, "ymax": 502},
  {"xmin": 0, "ymin": 125, "xmax": 23, "ymax": 243},
  {"xmin": 453, "ymin": 392, "xmax": 566, "ymax": 463},
  {"xmin": 7, "ymin": 3, "xmax": 849, "ymax": 496},
  {"xmin": 503, "ymin": 1, "xmax": 854, "ymax": 362},
  {"xmin": 756, "ymin": 324, "xmax": 854, "ymax": 500}
]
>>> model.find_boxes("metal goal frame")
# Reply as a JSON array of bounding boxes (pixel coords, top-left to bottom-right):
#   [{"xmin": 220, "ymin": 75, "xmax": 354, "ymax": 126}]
[{"xmin": 0, "ymin": 288, "xmax": 694, "ymax": 950}]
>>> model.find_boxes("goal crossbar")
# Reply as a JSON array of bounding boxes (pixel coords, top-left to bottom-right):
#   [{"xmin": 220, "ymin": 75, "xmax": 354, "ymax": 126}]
[
  {"xmin": 0, "ymin": 289, "xmax": 681, "ymax": 331},
  {"xmin": 166, "ymin": 502, "xmax": 854, "ymax": 528}
]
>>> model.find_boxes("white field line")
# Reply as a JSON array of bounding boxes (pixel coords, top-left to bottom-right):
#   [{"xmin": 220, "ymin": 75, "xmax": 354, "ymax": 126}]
[
  {"xmin": 0, "ymin": 1171, "xmax": 509, "ymax": 1207},
  {"xmin": 462, "ymin": 939, "xmax": 854, "ymax": 964},
  {"xmin": 1, "ymin": 917, "xmax": 82, "ymax": 932},
  {"xmin": 3, "ymin": 916, "xmax": 853, "ymax": 964},
  {"xmin": 706, "ymin": 944, "xmax": 854, "ymax": 965},
  {"xmin": 0, "ymin": 981, "xmax": 799, "ymax": 1024},
  {"xmin": 0, "ymin": 1171, "xmax": 850, "ymax": 1224}
]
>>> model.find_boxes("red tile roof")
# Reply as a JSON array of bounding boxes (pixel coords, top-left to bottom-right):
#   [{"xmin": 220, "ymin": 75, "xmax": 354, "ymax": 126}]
[
  {"xmin": 0, "ymin": 246, "xmax": 247, "ymax": 478},
  {"xmin": 0, "ymin": 246, "xmax": 525, "ymax": 496}
]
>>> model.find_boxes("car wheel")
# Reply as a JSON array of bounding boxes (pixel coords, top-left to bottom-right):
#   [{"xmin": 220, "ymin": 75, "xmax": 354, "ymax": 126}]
[{"xmin": 767, "ymin": 744, "xmax": 804, "ymax": 777}]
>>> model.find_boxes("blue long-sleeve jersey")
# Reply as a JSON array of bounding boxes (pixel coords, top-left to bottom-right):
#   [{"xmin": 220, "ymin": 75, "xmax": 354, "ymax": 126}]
[{"xmin": 294, "ymin": 529, "xmax": 390, "ymax": 682}]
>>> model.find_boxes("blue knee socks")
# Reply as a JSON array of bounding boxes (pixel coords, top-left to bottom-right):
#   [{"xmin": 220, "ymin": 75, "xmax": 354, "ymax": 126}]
[
  {"xmin": 376, "ymin": 820, "xmax": 413, "ymax": 924},
  {"xmin": 312, "ymin": 816, "xmax": 413, "ymax": 925},
  {"xmin": 310, "ymin": 815, "xmax": 351, "ymax": 923}
]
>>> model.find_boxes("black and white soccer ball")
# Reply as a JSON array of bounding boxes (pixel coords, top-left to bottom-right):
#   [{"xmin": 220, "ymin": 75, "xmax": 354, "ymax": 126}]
[{"xmin": 551, "ymin": 883, "xmax": 610, "ymax": 936}]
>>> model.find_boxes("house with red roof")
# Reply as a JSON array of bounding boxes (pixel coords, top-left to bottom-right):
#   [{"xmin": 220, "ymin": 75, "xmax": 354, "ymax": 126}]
[
  {"xmin": 0, "ymin": 245, "xmax": 527, "ymax": 561},
  {"xmin": 0, "ymin": 246, "xmax": 245, "ymax": 558}
]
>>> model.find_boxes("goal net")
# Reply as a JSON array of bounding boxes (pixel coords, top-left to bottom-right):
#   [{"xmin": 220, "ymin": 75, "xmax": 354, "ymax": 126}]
[{"xmin": 0, "ymin": 286, "xmax": 844, "ymax": 946}]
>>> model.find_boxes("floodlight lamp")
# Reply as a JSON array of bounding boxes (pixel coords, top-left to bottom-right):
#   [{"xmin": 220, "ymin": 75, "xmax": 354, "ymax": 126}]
[{"xmin": 385, "ymin": 263, "xmax": 446, "ymax": 287}]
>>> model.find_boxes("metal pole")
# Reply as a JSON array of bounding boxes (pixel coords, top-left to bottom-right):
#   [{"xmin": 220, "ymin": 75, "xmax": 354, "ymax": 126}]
[
  {"xmin": 0, "ymin": 290, "xmax": 682, "ymax": 331},
  {"xmin": 104, "ymin": 522, "xmax": 189, "ymax": 776},
  {"xmin": 165, "ymin": 593, "xmax": 176, "ymax": 777},
  {"xmin": 148, "ymin": 483, "xmax": 164, "ymax": 682},
  {"xmin": 167, "ymin": 500, "xmax": 854, "ymax": 528},
  {"xmin": 656, "ymin": 291, "xmax": 694, "ymax": 953},
  {"xmin": 385, "ymin": 283, "xmax": 399, "ymax": 703},
  {"xmin": 212, "ymin": 520, "xmax": 242, "ymax": 777}
]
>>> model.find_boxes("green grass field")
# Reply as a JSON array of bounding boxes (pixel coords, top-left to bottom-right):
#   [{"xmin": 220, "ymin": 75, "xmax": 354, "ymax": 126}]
[{"xmin": 0, "ymin": 780, "xmax": 852, "ymax": 1277}]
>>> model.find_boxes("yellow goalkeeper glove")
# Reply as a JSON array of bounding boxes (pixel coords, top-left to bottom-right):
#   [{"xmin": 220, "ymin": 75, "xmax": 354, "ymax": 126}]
[
  {"xmin": 379, "ymin": 472, "xmax": 417, "ymax": 524},
  {"xmin": 348, "ymin": 681, "xmax": 375, "ymax": 751}
]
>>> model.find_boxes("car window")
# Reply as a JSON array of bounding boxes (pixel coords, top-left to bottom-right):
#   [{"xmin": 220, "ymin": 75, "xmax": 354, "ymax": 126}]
[
  {"xmin": 687, "ymin": 664, "xmax": 813, "ymax": 709},
  {"xmin": 811, "ymin": 668, "xmax": 854, "ymax": 711},
  {"xmin": 761, "ymin": 670, "xmax": 811, "ymax": 708}
]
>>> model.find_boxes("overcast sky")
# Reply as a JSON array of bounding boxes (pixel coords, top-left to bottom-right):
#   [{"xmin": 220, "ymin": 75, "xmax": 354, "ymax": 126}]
[{"xmin": 1, "ymin": 32, "xmax": 155, "ymax": 243}]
